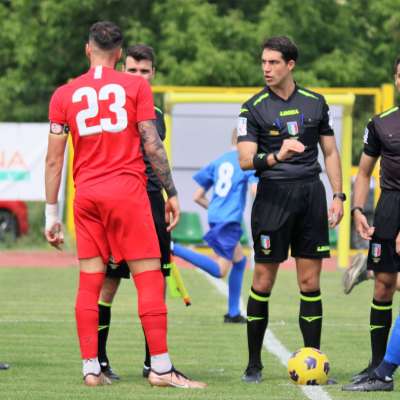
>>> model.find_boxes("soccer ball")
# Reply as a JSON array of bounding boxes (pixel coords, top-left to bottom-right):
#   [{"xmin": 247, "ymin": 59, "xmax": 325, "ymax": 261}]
[{"xmin": 287, "ymin": 347, "xmax": 330, "ymax": 385}]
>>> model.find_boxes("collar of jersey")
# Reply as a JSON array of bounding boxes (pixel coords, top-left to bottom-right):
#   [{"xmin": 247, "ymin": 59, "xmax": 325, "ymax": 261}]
[{"xmin": 266, "ymin": 82, "xmax": 298, "ymax": 103}]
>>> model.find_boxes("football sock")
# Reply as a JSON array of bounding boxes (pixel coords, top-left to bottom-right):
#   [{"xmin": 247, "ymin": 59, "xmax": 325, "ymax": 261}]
[
  {"xmin": 82, "ymin": 357, "xmax": 101, "ymax": 377},
  {"xmin": 98, "ymin": 300, "xmax": 111, "ymax": 366},
  {"xmin": 75, "ymin": 271, "xmax": 105, "ymax": 359},
  {"xmin": 143, "ymin": 329, "xmax": 151, "ymax": 368},
  {"xmin": 246, "ymin": 287, "xmax": 270, "ymax": 367},
  {"xmin": 380, "ymin": 313, "xmax": 400, "ymax": 370},
  {"xmin": 133, "ymin": 270, "xmax": 168, "ymax": 356},
  {"xmin": 299, "ymin": 290, "xmax": 322, "ymax": 349},
  {"xmin": 151, "ymin": 352, "xmax": 173, "ymax": 374},
  {"xmin": 370, "ymin": 298, "xmax": 392, "ymax": 367},
  {"xmin": 228, "ymin": 256, "xmax": 246, "ymax": 317},
  {"xmin": 173, "ymin": 243, "xmax": 221, "ymax": 278}
]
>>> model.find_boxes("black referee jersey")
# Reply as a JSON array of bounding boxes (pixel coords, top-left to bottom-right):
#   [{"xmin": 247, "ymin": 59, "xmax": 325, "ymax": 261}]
[{"xmin": 237, "ymin": 85, "xmax": 334, "ymax": 181}]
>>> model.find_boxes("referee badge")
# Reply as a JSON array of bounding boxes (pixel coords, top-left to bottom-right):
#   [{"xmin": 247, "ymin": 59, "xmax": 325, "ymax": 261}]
[
  {"xmin": 260, "ymin": 234, "xmax": 271, "ymax": 255},
  {"xmin": 371, "ymin": 243, "xmax": 381, "ymax": 263},
  {"xmin": 237, "ymin": 117, "xmax": 247, "ymax": 136},
  {"xmin": 287, "ymin": 121, "xmax": 299, "ymax": 139}
]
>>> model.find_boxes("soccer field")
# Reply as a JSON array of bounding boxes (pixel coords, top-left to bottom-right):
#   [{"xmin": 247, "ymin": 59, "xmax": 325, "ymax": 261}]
[{"xmin": 0, "ymin": 264, "xmax": 398, "ymax": 399}]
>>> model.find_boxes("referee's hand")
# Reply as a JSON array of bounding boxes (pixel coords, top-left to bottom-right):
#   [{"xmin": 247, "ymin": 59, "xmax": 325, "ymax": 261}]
[
  {"xmin": 354, "ymin": 211, "xmax": 374, "ymax": 241},
  {"xmin": 165, "ymin": 195, "xmax": 180, "ymax": 232},
  {"xmin": 277, "ymin": 139, "xmax": 305, "ymax": 161}
]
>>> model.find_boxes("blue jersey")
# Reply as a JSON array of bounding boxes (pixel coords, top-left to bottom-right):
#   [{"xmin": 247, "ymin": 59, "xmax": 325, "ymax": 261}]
[{"xmin": 193, "ymin": 150, "xmax": 257, "ymax": 224}]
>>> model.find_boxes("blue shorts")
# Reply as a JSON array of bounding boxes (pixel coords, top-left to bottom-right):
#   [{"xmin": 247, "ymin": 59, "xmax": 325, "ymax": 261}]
[{"xmin": 204, "ymin": 222, "xmax": 243, "ymax": 260}]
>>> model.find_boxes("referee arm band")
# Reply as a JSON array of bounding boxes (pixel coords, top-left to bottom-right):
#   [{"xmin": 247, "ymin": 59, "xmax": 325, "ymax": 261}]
[{"xmin": 252, "ymin": 152, "xmax": 280, "ymax": 171}]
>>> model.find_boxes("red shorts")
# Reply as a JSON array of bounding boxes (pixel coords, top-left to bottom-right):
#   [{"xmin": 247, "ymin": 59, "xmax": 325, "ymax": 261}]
[{"xmin": 74, "ymin": 175, "xmax": 161, "ymax": 264}]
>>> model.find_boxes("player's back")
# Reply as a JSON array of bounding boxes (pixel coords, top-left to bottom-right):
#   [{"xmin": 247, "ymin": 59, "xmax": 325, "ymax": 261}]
[
  {"xmin": 208, "ymin": 150, "xmax": 254, "ymax": 224},
  {"xmin": 49, "ymin": 66, "xmax": 155, "ymax": 189}
]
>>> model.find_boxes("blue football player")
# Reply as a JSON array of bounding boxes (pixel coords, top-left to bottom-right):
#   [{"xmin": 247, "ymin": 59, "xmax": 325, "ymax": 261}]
[{"xmin": 173, "ymin": 129, "xmax": 257, "ymax": 323}]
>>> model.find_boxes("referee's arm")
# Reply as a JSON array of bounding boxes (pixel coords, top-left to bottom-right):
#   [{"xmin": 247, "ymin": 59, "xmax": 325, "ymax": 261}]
[{"xmin": 237, "ymin": 141, "xmax": 258, "ymax": 170}]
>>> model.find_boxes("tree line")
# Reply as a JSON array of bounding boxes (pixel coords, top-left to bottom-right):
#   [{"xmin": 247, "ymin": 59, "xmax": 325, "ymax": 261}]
[{"xmin": 0, "ymin": 0, "xmax": 398, "ymax": 125}]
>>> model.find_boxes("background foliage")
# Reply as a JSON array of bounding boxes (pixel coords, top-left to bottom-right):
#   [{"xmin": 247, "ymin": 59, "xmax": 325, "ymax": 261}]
[{"xmin": 1, "ymin": 0, "xmax": 399, "ymax": 122}]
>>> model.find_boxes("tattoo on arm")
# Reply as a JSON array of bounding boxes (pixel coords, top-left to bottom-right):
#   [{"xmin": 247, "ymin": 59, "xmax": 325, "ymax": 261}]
[{"xmin": 138, "ymin": 120, "xmax": 177, "ymax": 197}]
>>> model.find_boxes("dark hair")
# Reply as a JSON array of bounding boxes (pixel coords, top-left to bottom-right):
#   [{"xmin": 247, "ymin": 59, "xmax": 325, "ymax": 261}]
[
  {"xmin": 394, "ymin": 56, "xmax": 400, "ymax": 74},
  {"xmin": 262, "ymin": 36, "xmax": 298, "ymax": 63},
  {"xmin": 88, "ymin": 21, "xmax": 123, "ymax": 51},
  {"xmin": 126, "ymin": 44, "xmax": 156, "ymax": 67}
]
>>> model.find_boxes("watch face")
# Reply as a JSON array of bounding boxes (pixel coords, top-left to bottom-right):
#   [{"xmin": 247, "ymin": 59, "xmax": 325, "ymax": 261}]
[{"xmin": 334, "ymin": 193, "xmax": 346, "ymax": 201}]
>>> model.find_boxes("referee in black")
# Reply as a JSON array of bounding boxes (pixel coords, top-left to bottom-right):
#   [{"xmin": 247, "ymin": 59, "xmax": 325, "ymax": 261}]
[
  {"xmin": 343, "ymin": 57, "xmax": 400, "ymax": 390},
  {"xmin": 237, "ymin": 36, "xmax": 344, "ymax": 383}
]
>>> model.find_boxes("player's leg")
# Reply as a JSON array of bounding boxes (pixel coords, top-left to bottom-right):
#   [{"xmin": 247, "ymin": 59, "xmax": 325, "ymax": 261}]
[
  {"xmin": 172, "ymin": 242, "xmax": 222, "ymax": 277},
  {"xmin": 350, "ymin": 238, "xmax": 398, "ymax": 383},
  {"xmin": 368, "ymin": 272, "xmax": 396, "ymax": 367},
  {"xmin": 342, "ymin": 252, "xmax": 369, "ymax": 294},
  {"xmin": 292, "ymin": 179, "xmax": 329, "ymax": 350},
  {"xmin": 142, "ymin": 191, "xmax": 171, "ymax": 378},
  {"xmin": 242, "ymin": 262, "xmax": 279, "ymax": 383},
  {"xmin": 74, "ymin": 193, "xmax": 112, "ymax": 386},
  {"xmin": 342, "ymin": 312, "xmax": 400, "ymax": 392},
  {"xmin": 225, "ymin": 243, "xmax": 247, "ymax": 323},
  {"xmin": 76, "ymin": 257, "xmax": 110, "ymax": 386},
  {"xmin": 128, "ymin": 258, "xmax": 206, "ymax": 388},
  {"xmin": 242, "ymin": 179, "xmax": 291, "ymax": 382},
  {"xmin": 109, "ymin": 178, "xmax": 205, "ymax": 388},
  {"xmin": 98, "ymin": 264, "xmax": 124, "ymax": 381},
  {"xmin": 296, "ymin": 258, "xmax": 323, "ymax": 349}
]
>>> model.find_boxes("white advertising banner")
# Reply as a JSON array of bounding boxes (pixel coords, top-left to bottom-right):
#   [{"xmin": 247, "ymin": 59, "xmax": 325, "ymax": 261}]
[{"xmin": 0, "ymin": 123, "xmax": 67, "ymax": 201}]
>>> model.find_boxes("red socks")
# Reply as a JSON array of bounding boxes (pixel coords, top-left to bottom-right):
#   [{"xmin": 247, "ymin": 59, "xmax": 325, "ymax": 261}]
[
  {"xmin": 133, "ymin": 270, "xmax": 168, "ymax": 355},
  {"xmin": 75, "ymin": 271, "xmax": 105, "ymax": 359}
]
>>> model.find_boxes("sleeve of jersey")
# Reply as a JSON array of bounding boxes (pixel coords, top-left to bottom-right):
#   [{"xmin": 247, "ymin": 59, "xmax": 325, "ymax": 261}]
[
  {"xmin": 193, "ymin": 163, "xmax": 214, "ymax": 191},
  {"xmin": 48, "ymin": 88, "xmax": 66, "ymax": 124},
  {"xmin": 318, "ymin": 99, "xmax": 334, "ymax": 136},
  {"xmin": 156, "ymin": 110, "xmax": 167, "ymax": 141},
  {"xmin": 136, "ymin": 79, "xmax": 156, "ymax": 122},
  {"xmin": 237, "ymin": 105, "xmax": 260, "ymax": 143},
  {"xmin": 363, "ymin": 120, "xmax": 381, "ymax": 157}
]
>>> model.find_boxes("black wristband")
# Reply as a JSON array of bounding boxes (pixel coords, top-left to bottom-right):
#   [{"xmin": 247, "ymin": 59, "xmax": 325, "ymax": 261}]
[
  {"xmin": 253, "ymin": 153, "xmax": 269, "ymax": 171},
  {"xmin": 351, "ymin": 206, "xmax": 364, "ymax": 217},
  {"xmin": 166, "ymin": 187, "xmax": 178, "ymax": 198},
  {"xmin": 273, "ymin": 152, "xmax": 280, "ymax": 163}
]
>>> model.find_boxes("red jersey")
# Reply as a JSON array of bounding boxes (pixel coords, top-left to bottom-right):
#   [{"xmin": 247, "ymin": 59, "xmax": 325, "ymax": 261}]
[{"xmin": 48, "ymin": 65, "xmax": 155, "ymax": 188}]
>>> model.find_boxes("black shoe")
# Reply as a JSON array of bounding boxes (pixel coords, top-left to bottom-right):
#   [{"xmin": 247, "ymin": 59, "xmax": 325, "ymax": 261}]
[
  {"xmin": 224, "ymin": 313, "xmax": 247, "ymax": 324},
  {"xmin": 241, "ymin": 364, "xmax": 262, "ymax": 383},
  {"xmin": 100, "ymin": 362, "xmax": 120, "ymax": 381},
  {"xmin": 142, "ymin": 364, "xmax": 151, "ymax": 378},
  {"xmin": 350, "ymin": 364, "xmax": 373, "ymax": 383},
  {"xmin": 0, "ymin": 363, "xmax": 9, "ymax": 370},
  {"xmin": 342, "ymin": 374, "xmax": 393, "ymax": 392}
]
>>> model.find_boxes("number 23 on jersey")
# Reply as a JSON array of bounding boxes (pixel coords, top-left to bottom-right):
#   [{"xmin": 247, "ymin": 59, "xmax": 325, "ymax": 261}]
[{"xmin": 72, "ymin": 83, "xmax": 128, "ymax": 136}]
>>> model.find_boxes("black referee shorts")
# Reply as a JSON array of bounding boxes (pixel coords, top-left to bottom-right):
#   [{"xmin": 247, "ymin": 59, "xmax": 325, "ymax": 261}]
[
  {"xmin": 367, "ymin": 190, "xmax": 400, "ymax": 273},
  {"xmin": 251, "ymin": 177, "xmax": 330, "ymax": 263},
  {"xmin": 106, "ymin": 190, "xmax": 171, "ymax": 279}
]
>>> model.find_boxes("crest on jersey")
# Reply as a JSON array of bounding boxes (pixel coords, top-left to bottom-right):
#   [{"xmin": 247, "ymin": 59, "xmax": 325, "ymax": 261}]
[
  {"xmin": 237, "ymin": 117, "xmax": 247, "ymax": 136},
  {"xmin": 363, "ymin": 127, "xmax": 369, "ymax": 144},
  {"xmin": 371, "ymin": 243, "xmax": 381, "ymax": 263},
  {"xmin": 260, "ymin": 234, "xmax": 271, "ymax": 255},
  {"xmin": 287, "ymin": 121, "xmax": 299, "ymax": 138}
]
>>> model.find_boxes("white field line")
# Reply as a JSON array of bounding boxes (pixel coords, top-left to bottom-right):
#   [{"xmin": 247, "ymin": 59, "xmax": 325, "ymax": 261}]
[{"xmin": 201, "ymin": 272, "xmax": 333, "ymax": 400}]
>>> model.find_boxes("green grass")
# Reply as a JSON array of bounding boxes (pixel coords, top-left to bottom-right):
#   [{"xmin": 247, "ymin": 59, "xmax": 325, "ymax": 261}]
[{"xmin": 0, "ymin": 266, "xmax": 398, "ymax": 399}]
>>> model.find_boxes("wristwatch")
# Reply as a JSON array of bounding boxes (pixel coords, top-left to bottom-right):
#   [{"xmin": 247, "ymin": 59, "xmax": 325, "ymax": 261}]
[{"xmin": 333, "ymin": 192, "xmax": 346, "ymax": 202}]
